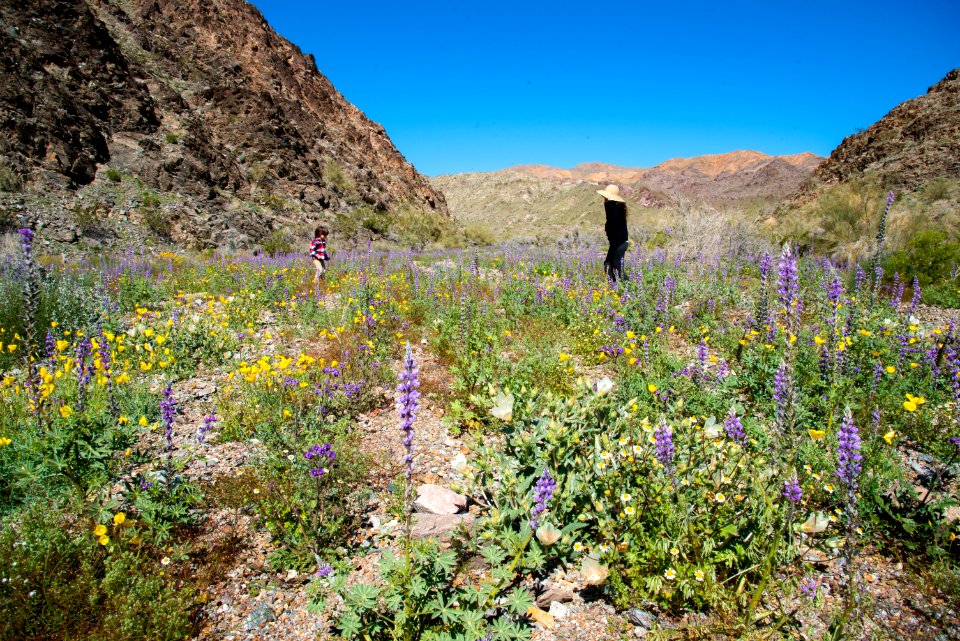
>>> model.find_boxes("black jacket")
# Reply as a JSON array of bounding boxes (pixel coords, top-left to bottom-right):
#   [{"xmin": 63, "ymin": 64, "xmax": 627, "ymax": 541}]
[{"xmin": 604, "ymin": 200, "xmax": 628, "ymax": 248}]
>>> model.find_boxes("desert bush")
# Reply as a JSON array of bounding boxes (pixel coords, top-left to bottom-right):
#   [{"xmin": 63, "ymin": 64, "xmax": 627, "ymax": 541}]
[
  {"xmin": 261, "ymin": 228, "xmax": 293, "ymax": 256},
  {"xmin": 105, "ymin": 167, "xmax": 123, "ymax": 182},
  {"xmin": 141, "ymin": 192, "xmax": 170, "ymax": 239},
  {"xmin": 0, "ymin": 163, "xmax": 22, "ymax": 193},
  {"xmin": 324, "ymin": 160, "xmax": 354, "ymax": 194},
  {"xmin": 464, "ymin": 222, "xmax": 496, "ymax": 245},
  {"xmin": 70, "ymin": 202, "xmax": 106, "ymax": 236},
  {"xmin": 666, "ymin": 200, "xmax": 770, "ymax": 258},
  {"xmin": 885, "ymin": 229, "xmax": 960, "ymax": 286},
  {"xmin": 0, "ymin": 505, "xmax": 195, "ymax": 641},
  {"xmin": 922, "ymin": 177, "xmax": 951, "ymax": 203},
  {"xmin": 814, "ymin": 180, "xmax": 886, "ymax": 259}
]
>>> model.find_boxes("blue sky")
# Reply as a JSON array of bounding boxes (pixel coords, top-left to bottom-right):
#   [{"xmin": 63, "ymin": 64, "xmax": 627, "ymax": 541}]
[{"xmin": 249, "ymin": 0, "xmax": 959, "ymax": 176}]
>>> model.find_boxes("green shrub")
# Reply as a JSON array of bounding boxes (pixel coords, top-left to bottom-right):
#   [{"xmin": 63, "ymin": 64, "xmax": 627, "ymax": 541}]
[
  {"xmin": 165, "ymin": 133, "xmax": 180, "ymax": 144},
  {"xmin": 261, "ymin": 228, "xmax": 293, "ymax": 256},
  {"xmin": 885, "ymin": 230, "xmax": 960, "ymax": 286},
  {"xmin": 70, "ymin": 202, "xmax": 105, "ymax": 236},
  {"xmin": 324, "ymin": 160, "xmax": 354, "ymax": 194},
  {"xmin": 0, "ymin": 505, "xmax": 196, "ymax": 641},
  {"xmin": 815, "ymin": 180, "xmax": 885, "ymax": 253},
  {"xmin": 360, "ymin": 207, "xmax": 391, "ymax": 236},
  {"xmin": 464, "ymin": 222, "xmax": 496, "ymax": 245},
  {"xmin": 141, "ymin": 193, "xmax": 170, "ymax": 239},
  {"xmin": 0, "ymin": 163, "xmax": 22, "ymax": 193},
  {"xmin": 105, "ymin": 167, "xmax": 123, "ymax": 182},
  {"xmin": 922, "ymin": 177, "xmax": 951, "ymax": 204}
]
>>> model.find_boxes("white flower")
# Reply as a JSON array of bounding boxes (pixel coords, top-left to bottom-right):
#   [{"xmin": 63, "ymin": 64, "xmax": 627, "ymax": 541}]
[
  {"xmin": 664, "ymin": 568, "xmax": 677, "ymax": 580},
  {"xmin": 595, "ymin": 377, "xmax": 614, "ymax": 395}
]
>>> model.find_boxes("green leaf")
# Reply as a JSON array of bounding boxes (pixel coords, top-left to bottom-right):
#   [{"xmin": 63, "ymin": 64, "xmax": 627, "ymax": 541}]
[
  {"xmin": 344, "ymin": 583, "xmax": 379, "ymax": 609},
  {"xmin": 504, "ymin": 587, "xmax": 534, "ymax": 615}
]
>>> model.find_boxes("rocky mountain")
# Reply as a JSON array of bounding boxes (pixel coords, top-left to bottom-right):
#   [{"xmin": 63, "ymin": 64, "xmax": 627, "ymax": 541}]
[
  {"xmin": 769, "ymin": 68, "xmax": 960, "ymax": 259},
  {"xmin": 0, "ymin": 0, "xmax": 446, "ymax": 249},
  {"xmin": 801, "ymin": 68, "xmax": 960, "ymax": 194},
  {"xmin": 436, "ymin": 150, "xmax": 821, "ymax": 240},
  {"xmin": 504, "ymin": 151, "xmax": 820, "ymax": 188}
]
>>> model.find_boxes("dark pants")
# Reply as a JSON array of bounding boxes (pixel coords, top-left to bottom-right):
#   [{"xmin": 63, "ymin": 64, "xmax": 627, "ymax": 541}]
[{"xmin": 604, "ymin": 241, "xmax": 629, "ymax": 283}]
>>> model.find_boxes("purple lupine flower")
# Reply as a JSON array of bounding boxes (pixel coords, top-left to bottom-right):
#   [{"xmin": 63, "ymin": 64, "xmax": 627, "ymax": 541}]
[
  {"xmin": 836, "ymin": 408, "xmax": 862, "ymax": 489},
  {"xmin": 396, "ymin": 343, "xmax": 420, "ymax": 483},
  {"xmin": 783, "ymin": 476, "xmax": 803, "ymax": 503},
  {"xmin": 890, "ymin": 272, "xmax": 903, "ymax": 309},
  {"xmin": 949, "ymin": 436, "xmax": 960, "ymax": 451},
  {"xmin": 827, "ymin": 277, "xmax": 844, "ymax": 309},
  {"xmin": 800, "ymin": 578, "xmax": 818, "ymax": 598},
  {"xmin": 530, "ymin": 468, "xmax": 556, "ymax": 530},
  {"xmin": 759, "ymin": 252, "xmax": 773, "ymax": 283},
  {"xmin": 854, "ymin": 264, "xmax": 865, "ymax": 298},
  {"xmin": 198, "ymin": 413, "xmax": 217, "ymax": 443},
  {"xmin": 316, "ymin": 563, "xmax": 334, "ymax": 578},
  {"xmin": 160, "ymin": 384, "xmax": 176, "ymax": 453},
  {"xmin": 909, "ymin": 276, "xmax": 921, "ymax": 315},
  {"xmin": 17, "ymin": 228, "xmax": 34, "ymax": 252},
  {"xmin": 304, "ymin": 443, "xmax": 336, "ymax": 476},
  {"xmin": 44, "ymin": 330, "xmax": 56, "ymax": 362},
  {"xmin": 654, "ymin": 421, "xmax": 675, "ymax": 475},
  {"xmin": 724, "ymin": 408, "xmax": 746, "ymax": 443},
  {"xmin": 776, "ymin": 243, "xmax": 800, "ymax": 324},
  {"xmin": 773, "ymin": 361, "xmax": 791, "ymax": 430}
]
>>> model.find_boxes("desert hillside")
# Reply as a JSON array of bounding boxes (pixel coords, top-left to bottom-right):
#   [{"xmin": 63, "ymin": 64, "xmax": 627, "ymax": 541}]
[{"xmin": 0, "ymin": 0, "xmax": 446, "ymax": 249}]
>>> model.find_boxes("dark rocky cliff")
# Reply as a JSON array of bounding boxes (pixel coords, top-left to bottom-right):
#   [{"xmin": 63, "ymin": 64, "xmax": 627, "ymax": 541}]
[{"xmin": 0, "ymin": 0, "xmax": 446, "ymax": 248}]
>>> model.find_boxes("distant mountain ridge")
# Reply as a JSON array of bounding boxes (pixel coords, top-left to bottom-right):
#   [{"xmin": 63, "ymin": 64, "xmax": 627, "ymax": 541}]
[
  {"xmin": 502, "ymin": 150, "xmax": 822, "ymax": 184},
  {"xmin": 434, "ymin": 150, "xmax": 822, "ymax": 241}
]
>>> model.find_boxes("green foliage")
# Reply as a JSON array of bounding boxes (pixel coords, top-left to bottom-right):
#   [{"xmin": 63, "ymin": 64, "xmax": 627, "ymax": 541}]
[
  {"xmin": 0, "ymin": 267, "xmax": 104, "ymax": 370},
  {"xmin": 105, "ymin": 167, "xmax": 123, "ymax": 182},
  {"xmin": 0, "ymin": 505, "xmax": 195, "ymax": 641},
  {"xmin": 885, "ymin": 229, "xmax": 960, "ymax": 286},
  {"xmin": 324, "ymin": 160, "xmax": 354, "ymax": 194},
  {"xmin": 249, "ymin": 426, "xmax": 371, "ymax": 569},
  {"xmin": 70, "ymin": 202, "xmax": 107, "ymax": 235},
  {"xmin": 0, "ymin": 162, "xmax": 22, "ymax": 193},
  {"xmin": 922, "ymin": 177, "xmax": 951, "ymax": 203},
  {"xmin": 165, "ymin": 133, "xmax": 180, "ymax": 144},
  {"xmin": 141, "ymin": 192, "xmax": 169, "ymax": 239},
  {"xmin": 316, "ymin": 538, "xmax": 534, "ymax": 641},
  {"xmin": 815, "ymin": 180, "xmax": 885, "ymax": 254},
  {"xmin": 261, "ymin": 228, "xmax": 293, "ymax": 256}
]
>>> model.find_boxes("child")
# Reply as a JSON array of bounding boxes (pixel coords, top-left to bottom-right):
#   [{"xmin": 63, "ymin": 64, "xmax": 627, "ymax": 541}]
[{"xmin": 309, "ymin": 226, "xmax": 330, "ymax": 287}]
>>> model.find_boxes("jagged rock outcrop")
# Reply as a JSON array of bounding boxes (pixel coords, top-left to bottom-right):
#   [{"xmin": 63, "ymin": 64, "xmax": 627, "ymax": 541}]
[
  {"xmin": 802, "ymin": 68, "xmax": 960, "ymax": 194},
  {"xmin": 0, "ymin": 0, "xmax": 446, "ymax": 248}
]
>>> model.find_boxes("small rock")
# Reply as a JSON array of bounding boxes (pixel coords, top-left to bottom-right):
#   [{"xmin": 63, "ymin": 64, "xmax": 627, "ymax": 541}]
[
  {"xmin": 627, "ymin": 608, "xmax": 658, "ymax": 629},
  {"xmin": 535, "ymin": 587, "xmax": 575, "ymax": 608},
  {"xmin": 548, "ymin": 600, "xmax": 569, "ymax": 620},
  {"xmin": 410, "ymin": 513, "xmax": 474, "ymax": 539},
  {"xmin": 243, "ymin": 601, "xmax": 276, "ymax": 630},
  {"xmin": 414, "ymin": 484, "xmax": 468, "ymax": 515}
]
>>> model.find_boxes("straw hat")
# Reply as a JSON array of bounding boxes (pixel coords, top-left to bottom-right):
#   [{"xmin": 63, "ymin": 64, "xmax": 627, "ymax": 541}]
[{"xmin": 596, "ymin": 184, "xmax": 625, "ymax": 202}]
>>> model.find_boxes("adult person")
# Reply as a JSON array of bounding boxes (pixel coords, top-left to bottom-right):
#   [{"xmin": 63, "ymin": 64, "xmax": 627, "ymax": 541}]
[{"xmin": 597, "ymin": 184, "xmax": 628, "ymax": 283}]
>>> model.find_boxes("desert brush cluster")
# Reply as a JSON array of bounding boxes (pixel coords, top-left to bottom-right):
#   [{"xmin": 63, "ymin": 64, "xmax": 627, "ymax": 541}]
[{"xmin": 1, "ymin": 199, "xmax": 959, "ymax": 640}]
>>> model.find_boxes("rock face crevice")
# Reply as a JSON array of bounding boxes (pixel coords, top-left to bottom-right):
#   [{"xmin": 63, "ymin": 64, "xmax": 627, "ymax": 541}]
[{"xmin": 0, "ymin": 0, "xmax": 446, "ymax": 246}]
